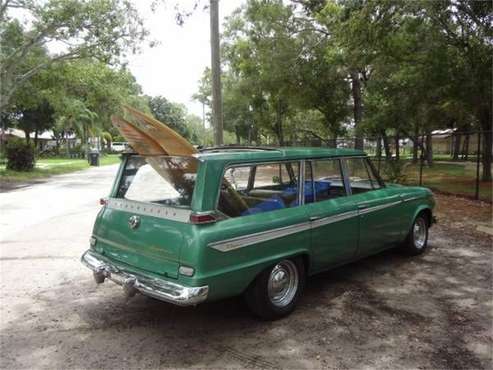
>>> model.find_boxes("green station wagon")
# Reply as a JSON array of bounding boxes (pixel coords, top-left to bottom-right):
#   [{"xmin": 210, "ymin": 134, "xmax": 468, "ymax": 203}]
[{"xmin": 82, "ymin": 147, "xmax": 435, "ymax": 319}]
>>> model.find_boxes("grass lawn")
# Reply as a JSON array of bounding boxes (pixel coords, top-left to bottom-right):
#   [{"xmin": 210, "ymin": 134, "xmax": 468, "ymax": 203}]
[
  {"xmin": 375, "ymin": 160, "xmax": 492, "ymax": 202},
  {"xmin": 0, "ymin": 155, "xmax": 121, "ymax": 183}
]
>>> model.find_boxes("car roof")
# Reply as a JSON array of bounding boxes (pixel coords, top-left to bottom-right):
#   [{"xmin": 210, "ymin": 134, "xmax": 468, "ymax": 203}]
[{"xmin": 194, "ymin": 146, "xmax": 365, "ymax": 163}]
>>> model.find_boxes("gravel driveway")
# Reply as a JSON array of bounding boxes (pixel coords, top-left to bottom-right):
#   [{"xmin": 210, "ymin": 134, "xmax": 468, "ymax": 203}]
[{"xmin": 0, "ymin": 167, "xmax": 491, "ymax": 369}]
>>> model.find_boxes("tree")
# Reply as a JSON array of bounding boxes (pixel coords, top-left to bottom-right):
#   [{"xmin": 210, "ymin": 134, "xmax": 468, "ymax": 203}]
[
  {"xmin": 16, "ymin": 100, "xmax": 54, "ymax": 146},
  {"xmin": 147, "ymin": 96, "xmax": 192, "ymax": 139},
  {"xmin": 292, "ymin": 27, "xmax": 351, "ymax": 146},
  {"xmin": 223, "ymin": 0, "xmax": 303, "ymax": 145},
  {"xmin": 418, "ymin": 0, "xmax": 492, "ymax": 180},
  {"xmin": 304, "ymin": 0, "xmax": 491, "ymax": 176},
  {"xmin": 43, "ymin": 60, "xmax": 146, "ymax": 154},
  {"xmin": 0, "ymin": 0, "xmax": 148, "ymax": 112}
]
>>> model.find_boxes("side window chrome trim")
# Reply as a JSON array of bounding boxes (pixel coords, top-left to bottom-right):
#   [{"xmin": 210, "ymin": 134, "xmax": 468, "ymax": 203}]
[
  {"xmin": 365, "ymin": 157, "xmax": 386, "ymax": 188},
  {"xmin": 299, "ymin": 160, "xmax": 305, "ymax": 206},
  {"xmin": 340, "ymin": 158, "xmax": 352, "ymax": 196}
]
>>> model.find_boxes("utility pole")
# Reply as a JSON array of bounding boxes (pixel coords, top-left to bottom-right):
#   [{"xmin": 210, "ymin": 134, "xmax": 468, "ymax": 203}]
[{"xmin": 210, "ymin": 0, "xmax": 223, "ymax": 145}]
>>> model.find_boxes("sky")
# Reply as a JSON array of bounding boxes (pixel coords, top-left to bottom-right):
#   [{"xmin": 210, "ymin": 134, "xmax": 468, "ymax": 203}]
[{"xmin": 128, "ymin": 0, "xmax": 245, "ymax": 118}]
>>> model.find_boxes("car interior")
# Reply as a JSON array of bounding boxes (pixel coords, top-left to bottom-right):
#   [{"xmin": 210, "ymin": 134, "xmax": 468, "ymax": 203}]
[{"xmin": 218, "ymin": 161, "xmax": 348, "ymax": 217}]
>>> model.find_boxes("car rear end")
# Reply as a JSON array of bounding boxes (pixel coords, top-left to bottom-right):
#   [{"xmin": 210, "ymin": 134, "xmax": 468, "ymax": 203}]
[{"xmin": 81, "ymin": 154, "xmax": 210, "ymax": 305}]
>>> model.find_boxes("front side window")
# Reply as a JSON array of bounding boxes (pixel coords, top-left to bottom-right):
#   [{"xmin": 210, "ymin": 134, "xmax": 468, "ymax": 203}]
[
  {"xmin": 218, "ymin": 162, "xmax": 300, "ymax": 217},
  {"xmin": 116, "ymin": 155, "xmax": 198, "ymax": 207},
  {"xmin": 305, "ymin": 159, "xmax": 346, "ymax": 203},
  {"xmin": 345, "ymin": 157, "xmax": 382, "ymax": 194}
]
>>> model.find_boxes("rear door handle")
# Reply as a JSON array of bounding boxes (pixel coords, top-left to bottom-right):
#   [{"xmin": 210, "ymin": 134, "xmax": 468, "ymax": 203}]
[
  {"xmin": 309, "ymin": 216, "xmax": 321, "ymax": 222},
  {"xmin": 357, "ymin": 204, "xmax": 369, "ymax": 210}
]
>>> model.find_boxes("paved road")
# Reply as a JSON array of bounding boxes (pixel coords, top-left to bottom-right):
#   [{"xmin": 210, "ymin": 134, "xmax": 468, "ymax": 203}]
[
  {"xmin": 0, "ymin": 168, "xmax": 491, "ymax": 369},
  {"xmin": 0, "ymin": 165, "xmax": 119, "ymax": 242}
]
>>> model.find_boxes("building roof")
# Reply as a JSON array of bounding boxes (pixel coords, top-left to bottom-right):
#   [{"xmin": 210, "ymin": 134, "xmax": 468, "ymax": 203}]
[
  {"xmin": 194, "ymin": 146, "xmax": 365, "ymax": 163},
  {"xmin": 0, "ymin": 128, "xmax": 76, "ymax": 140}
]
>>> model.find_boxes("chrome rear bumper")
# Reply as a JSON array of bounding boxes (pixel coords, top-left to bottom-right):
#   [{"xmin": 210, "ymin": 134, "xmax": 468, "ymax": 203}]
[{"xmin": 81, "ymin": 250, "xmax": 208, "ymax": 306}]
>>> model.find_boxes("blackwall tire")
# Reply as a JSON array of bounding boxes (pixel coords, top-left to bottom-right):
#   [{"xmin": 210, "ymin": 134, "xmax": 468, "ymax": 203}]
[
  {"xmin": 244, "ymin": 258, "xmax": 305, "ymax": 320},
  {"xmin": 401, "ymin": 214, "xmax": 429, "ymax": 256}
]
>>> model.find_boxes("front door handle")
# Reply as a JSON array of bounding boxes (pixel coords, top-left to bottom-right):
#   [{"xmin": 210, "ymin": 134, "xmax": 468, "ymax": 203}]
[
  {"xmin": 357, "ymin": 203, "xmax": 369, "ymax": 210},
  {"xmin": 309, "ymin": 216, "xmax": 321, "ymax": 222}
]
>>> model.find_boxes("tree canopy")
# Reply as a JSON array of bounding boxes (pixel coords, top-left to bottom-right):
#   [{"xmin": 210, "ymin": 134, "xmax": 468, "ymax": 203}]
[
  {"xmin": 194, "ymin": 0, "xmax": 492, "ymax": 180},
  {"xmin": 0, "ymin": 0, "xmax": 149, "ymax": 112}
]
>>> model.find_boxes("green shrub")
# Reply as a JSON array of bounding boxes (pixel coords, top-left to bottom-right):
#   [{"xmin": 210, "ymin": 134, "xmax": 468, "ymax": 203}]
[
  {"xmin": 383, "ymin": 159, "xmax": 407, "ymax": 183},
  {"xmin": 5, "ymin": 139, "xmax": 35, "ymax": 171}
]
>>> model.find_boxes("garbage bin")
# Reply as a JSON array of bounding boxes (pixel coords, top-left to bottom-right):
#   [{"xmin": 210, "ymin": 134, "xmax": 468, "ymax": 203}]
[{"xmin": 89, "ymin": 150, "xmax": 100, "ymax": 166}]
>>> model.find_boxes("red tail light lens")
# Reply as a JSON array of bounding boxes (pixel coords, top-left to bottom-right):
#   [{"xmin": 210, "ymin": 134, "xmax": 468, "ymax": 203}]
[{"xmin": 190, "ymin": 213, "xmax": 217, "ymax": 224}]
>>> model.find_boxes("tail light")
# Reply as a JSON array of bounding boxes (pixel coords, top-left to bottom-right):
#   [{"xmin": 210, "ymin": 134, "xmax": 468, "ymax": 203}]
[
  {"xmin": 189, "ymin": 212, "xmax": 217, "ymax": 224},
  {"xmin": 100, "ymin": 198, "xmax": 108, "ymax": 206}
]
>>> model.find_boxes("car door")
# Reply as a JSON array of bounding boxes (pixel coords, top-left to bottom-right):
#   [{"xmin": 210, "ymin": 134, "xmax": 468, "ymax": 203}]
[
  {"xmin": 343, "ymin": 157, "xmax": 403, "ymax": 257},
  {"xmin": 304, "ymin": 159, "xmax": 359, "ymax": 272}
]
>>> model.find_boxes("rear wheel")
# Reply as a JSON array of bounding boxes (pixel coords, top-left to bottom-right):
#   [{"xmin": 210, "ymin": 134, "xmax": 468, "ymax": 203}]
[
  {"xmin": 401, "ymin": 213, "xmax": 429, "ymax": 255},
  {"xmin": 244, "ymin": 258, "xmax": 305, "ymax": 320}
]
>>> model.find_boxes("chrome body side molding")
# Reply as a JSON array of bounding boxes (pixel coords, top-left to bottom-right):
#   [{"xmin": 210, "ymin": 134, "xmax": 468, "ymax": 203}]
[
  {"xmin": 209, "ymin": 198, "xmax": 409, "ymax": 252},
  {"xmin": 208, "ymin": 222, "xmax": 312, "ymax": 252},
  {"xmin": 358, "ymin": 200, "xmax": 403, "ymax": 215}
]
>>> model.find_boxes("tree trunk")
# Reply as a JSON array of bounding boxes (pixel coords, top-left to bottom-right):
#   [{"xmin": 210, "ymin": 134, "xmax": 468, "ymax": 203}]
[
  {"xmin": 275, "ymin": 100, "xmax": 285, "ymax": 146},
  {"xmin": 394, "ymin": 134, "xmax": 400, "ymax": 160},
  {"xmin": 210, "ymin": 0, "xmax": 224, "ymax": 146},
  {"xmin": 234, "ymin": 126, "xmax": 241, "ymax": 145},
  {"xmin": 382, "ymin": 131, "xmax": 391, "ymax": 159},
  {"xmin": 452, "ymin": 132, "xmax": 461, "ymax": 160},
  {"xmin": 254, "ymin": 127, "xmax": 260, "ymax": 145},
  {"xmin": 350, "ymin": 71, "xmax": 364, "ymax": 150},
  {"xmin": 84, "ymin": 126, "xmax": 90, "ymax": 162},
  {"xmin": 426, "ymin": 132, "xmax": 433, "ymax": 166},
  {"xmin": 463, "ymin": 133, "xmax": 470, "ymax": 160},
  {"xmin": 65, "ymin": 132, "xmax": 70, "ymax": 157},
  {"xmin": 34, "ymin": 130, "xmax": 39, "ymax": 149},
  {"xmin": 328, "ymin": 133, "xmax": 337, "ymax": 148},
  {"xmin": 476, "ymin": 105, "xmax": 492, "ymax": 181},
  {"xmin": 23, "ymin": 130, "xmax": 31, "ymax": 144},
  {"xmin": 481, "ymin": 130, "xmax": 492, "ymax": 181},
  {"xmin": 412, "ymin": 135, "xmax": 419, "ymax": 163},
  {"xmin": 376, "ymin": 137, "xmax": 382, "ymax": 158}
]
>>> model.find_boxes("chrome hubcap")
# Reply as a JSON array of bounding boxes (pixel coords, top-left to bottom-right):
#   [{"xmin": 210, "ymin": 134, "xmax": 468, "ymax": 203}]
[
  {"xmin": 413, "ymin": 218, "xmax": 427, "ymax": 249},
  {"xmin": 267, "ymin": 260, "xmax": 298, "ymax": 307}
]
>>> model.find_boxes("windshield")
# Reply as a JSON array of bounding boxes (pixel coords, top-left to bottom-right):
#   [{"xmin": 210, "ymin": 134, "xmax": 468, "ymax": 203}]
[{"xmin": 116, "ymin": 155, "xmax": 199, "ymax": 208}]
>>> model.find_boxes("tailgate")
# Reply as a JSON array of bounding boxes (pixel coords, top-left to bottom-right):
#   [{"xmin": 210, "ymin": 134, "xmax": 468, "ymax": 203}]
[{"xmin": 93, "ymin": 204, "xmax": 189, "ymax": 279}]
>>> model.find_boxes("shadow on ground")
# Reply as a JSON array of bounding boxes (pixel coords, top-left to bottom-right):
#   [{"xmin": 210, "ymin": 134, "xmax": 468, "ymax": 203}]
[{"xmin": 1, "ymin": 225, "xmax": 491, "ymax": 369}]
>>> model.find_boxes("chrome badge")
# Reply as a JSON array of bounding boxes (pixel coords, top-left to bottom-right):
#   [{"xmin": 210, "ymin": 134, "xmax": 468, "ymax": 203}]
[{"xmin": 128, "ymin": 215, "xmax": 140, "ymax": 230}]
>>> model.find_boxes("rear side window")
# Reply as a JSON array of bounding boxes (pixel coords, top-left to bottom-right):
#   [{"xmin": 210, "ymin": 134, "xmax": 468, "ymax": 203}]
[
  {"xmin": 305, "ymin": 159, "xmax": 346, "ymax": 203},
  {"xmin": 218, "ymin": 162, "xmax": 300, "ymax": 218},
  {"xmin": 116, "ymin": 155, "xmax": 198, "ymax": 208},
  {"xmin": 345, "ymin": 157, "xmax": 382, "ymax": 194}
]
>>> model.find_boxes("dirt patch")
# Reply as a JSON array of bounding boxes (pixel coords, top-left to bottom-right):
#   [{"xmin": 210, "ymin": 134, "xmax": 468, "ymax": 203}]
[{"xmin": 434, "ymin": 193, "xmax": 493, "ymax": 238}]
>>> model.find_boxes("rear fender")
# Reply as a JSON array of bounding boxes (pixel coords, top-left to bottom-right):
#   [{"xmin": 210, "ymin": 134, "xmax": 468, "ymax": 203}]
[{"xmin": 195, "ymin": 249, "xmax": 311, "ymax": 301}]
